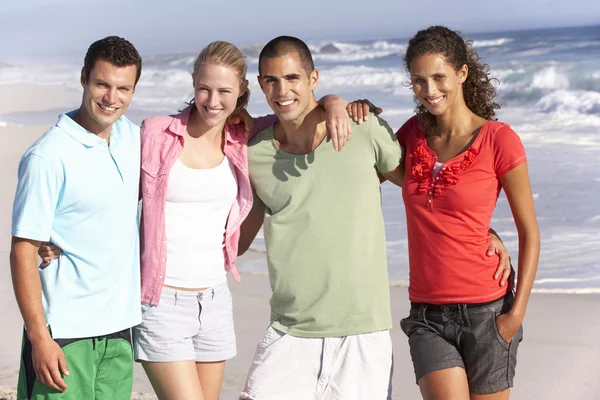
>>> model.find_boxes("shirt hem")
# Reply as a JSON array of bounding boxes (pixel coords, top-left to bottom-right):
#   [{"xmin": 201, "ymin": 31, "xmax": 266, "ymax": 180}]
[
  {"xmin": 271, "ymin": 320, "xmax": 393, "ymax": 338},
  {"xmin": 48, "ymin": 317, "xmax": 142, "ymax": 340},
  {"xmin": 409, "ymin": 287, "xmax": 509, "ymax": 305},
  {"xmin": 11, "ymin": 229, "xmax": 49, "ymax": 242}
]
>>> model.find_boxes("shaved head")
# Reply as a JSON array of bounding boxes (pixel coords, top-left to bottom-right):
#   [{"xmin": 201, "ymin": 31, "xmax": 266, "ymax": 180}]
[{"xmin": 259, "ymin": 36, "xmax": 315, "ymax": 76}]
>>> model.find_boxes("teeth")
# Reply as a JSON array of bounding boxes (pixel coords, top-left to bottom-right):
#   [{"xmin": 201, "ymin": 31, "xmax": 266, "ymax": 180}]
[
  {"xmin": 99, "ymin": 104, "xmax": 117, "ymax": 111},
  {"xmin": 427, "ymin": 97, "xmax": 443, "ymax": 106},
  {"xmin": 277, "ymin": 100, "xmax": 294, "ymax": 106},
  {"xmin": 205, "ymin": 107, "xmax": 221, "ymax": 115}
]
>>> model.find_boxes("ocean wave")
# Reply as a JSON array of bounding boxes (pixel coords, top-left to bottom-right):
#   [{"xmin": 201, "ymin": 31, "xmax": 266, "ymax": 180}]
[
  {"xmin": 531, "ymin": 288, "xmax": 600, "ymax": 294},
  {"xmin": 536, "ymin": 90, "xmax": 600, "ymax": 115},
  {"xmin": 317, "ymin": 65, "xmax": 409, "ymax": 92},
  {"xmin": 472, "ymin": 37, "xmax": 514, "ymax": 48},
  {"xmin": 242, "ymin": 40, "xmax": 406, "ymax": 64},
  {"xmin": 531, "ymin": 66, "xmax": 569, "ymax": 90},
  {"xmin": 0, "ymin": 120, "xmax": 22, "ymax": 127},
  {"xmin": 310, "ymin": 40, "xmax": 405, "ymax": 63}
]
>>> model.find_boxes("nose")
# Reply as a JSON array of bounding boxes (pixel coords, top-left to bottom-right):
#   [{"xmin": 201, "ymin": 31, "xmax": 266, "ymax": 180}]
[
  {"xmin": 104, "ymin": 87, "xmax": 117, "ymax": 104},
  {"xmin": 276, "ymin": 80, "xmax": 288, "ymax": 97},
  {"xmin": 423, "ymin": 80, "xmax": 438, "ymax": 97},
  {"xmin": 207, "ymin": 91, "xmax": 220, "ymax": 108}
]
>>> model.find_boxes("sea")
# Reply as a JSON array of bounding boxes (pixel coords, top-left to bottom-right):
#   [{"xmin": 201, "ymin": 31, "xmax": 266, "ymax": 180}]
[{"xmin": 1, "ymin": 24, "xmax": 599, "ymax": 294}]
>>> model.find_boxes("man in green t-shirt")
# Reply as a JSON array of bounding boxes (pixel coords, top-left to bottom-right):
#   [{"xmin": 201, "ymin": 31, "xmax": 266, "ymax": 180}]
[{"xmin": 238, "ymin": 36, "xmax": 404, "ymax": 400}]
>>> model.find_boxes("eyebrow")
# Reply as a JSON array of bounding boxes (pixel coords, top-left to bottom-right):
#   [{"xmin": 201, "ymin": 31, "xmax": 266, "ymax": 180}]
[
  {"xmin": 95, "ymin": 79, "xmax": 133, "ymax": 90},
  {"xmin": 196, "ymin": 83, "xmax": 234, "ymax": 90},
  {"xmin": 262, "ymin": 73, "xmax": 302, "ymax": 80}
]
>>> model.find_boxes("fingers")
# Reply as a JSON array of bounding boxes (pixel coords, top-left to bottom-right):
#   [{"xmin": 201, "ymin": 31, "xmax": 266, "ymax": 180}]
[
  {"xmin": 500, "ymin": 264, "xmax": 511, "ymax": 287},
  {"xmin": 486, "ymin": 240, "xmax": 496, "ymax": 257},
  {"xmin": 48, "ymin": 244, "xmax": 61, "ymax": 252},
  {"xmin": 58, "ymin": 352, "xmax": 70, "ymax": 377},
  {"xmin": 490, "ymin": 244, "xmax": 511, "ymax": 287},
  {"xmin": 49, "ymin": 364, "xmax": 68, "ymax": 391},
  {"xmin": 329, "ymin": 122, "xmax": 339, "ymax": 152},
  {"xmin": 36, "ymin": 364, "xmax": 67, "ymax": 392}
]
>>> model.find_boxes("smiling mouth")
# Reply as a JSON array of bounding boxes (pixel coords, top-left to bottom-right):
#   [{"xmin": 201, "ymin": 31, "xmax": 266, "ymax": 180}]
[
  {"xmin": 425, "ymin": 96, "xmax": 444, "ymax": 106},
  {"xmin": 98, "ymin": 103, "xmax": 118, "ymax": 113},
  {"xmin": 275, "ymin": 99, "xmax": 296, "ymax": 109},
  {"xmin": 204, "ymin": 106, "xmax": 223, "ymax": 116}
]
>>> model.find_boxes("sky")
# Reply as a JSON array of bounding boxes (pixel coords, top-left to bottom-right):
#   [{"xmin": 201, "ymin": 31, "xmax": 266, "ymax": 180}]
[{"xmin": 1, "ymin": 0, "xmax": 599, "ymax": 62}]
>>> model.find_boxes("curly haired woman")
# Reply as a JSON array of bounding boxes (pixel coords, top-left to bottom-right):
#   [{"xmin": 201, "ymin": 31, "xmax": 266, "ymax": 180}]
[{"xmin": 394, "ymin": 26, "xmax": 540, "ymax": 399}]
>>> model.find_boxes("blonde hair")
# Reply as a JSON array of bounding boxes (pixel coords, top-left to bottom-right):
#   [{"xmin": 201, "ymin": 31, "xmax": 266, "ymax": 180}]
[{"xmin": 187, "ymin": 41, "xmax": 250, "ymax": 117}]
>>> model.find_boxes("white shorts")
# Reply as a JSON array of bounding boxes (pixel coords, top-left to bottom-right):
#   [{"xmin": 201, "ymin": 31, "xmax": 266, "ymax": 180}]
[
  {"xmin": 133, "ymin": 282, "xmax": 236, "ymax": 362},
  {"xmin": 240, "ymin": 326, "xmax": 393, "ymax": 400}
]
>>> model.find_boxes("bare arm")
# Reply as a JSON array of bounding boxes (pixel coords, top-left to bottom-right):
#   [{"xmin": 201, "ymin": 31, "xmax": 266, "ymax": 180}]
[
  {"xmin": 238, "ymin": 204, "xmax": 266, "ymax": 256},
  {"xmin": 496, "ymin": 162, "xmax": 540, "ymax": 341},
  {"xmin": 10, "ymin": 237, "xmax": 69, "ymax": 391},
  {"xmin": 11, "ymin": 237, "xmax": 47, "ymax": 341}
]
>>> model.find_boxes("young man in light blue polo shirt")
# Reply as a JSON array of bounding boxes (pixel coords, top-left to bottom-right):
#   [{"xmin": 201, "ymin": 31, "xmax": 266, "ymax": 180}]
[{"xmin": 10, "ymin": 36, "xmax": 142, "ymax": 400}]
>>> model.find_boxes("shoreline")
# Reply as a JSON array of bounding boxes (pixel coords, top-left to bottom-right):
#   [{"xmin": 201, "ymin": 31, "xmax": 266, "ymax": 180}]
[{"xmin": 1, "ymin": 84, "xmax": 599, "ymax": 399}]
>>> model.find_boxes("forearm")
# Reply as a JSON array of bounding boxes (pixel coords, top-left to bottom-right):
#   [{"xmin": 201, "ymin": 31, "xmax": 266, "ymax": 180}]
[
  {"xmin": 10, "ymin": 239, "xmax": 50, "ymax": 342},
  {"xmin": 238, "ymin": 208, "xmax": 265, "ymax": 256},
  {"xmin": 510, "ymin": 231, "xmax": 540, "ymax": 319}
]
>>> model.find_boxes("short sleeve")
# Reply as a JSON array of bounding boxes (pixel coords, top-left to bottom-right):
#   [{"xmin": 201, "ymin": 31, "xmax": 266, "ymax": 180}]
[
  {"xmin": 493, "ymin": 125, "xmax": 527, "ymax": 177},
  {"xmin": 252, "ymin": 114, "xmax": 279, "ymax": 139},
  {"xmin": 370, "ymin": 115, "xmax": 402, "ymax": 173},
  {"xmin": 11, "ymin": 154, "xmax": 63, "ymax": 241},
  {"xmin": 395, "ymin": 116, "xmax": 419, "ymax": 148}
]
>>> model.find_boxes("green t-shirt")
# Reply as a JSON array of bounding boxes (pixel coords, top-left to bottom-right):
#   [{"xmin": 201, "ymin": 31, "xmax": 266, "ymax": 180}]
[{"xmin": 248, "ymin": 115, "xmax": 401, "ymax": 337}]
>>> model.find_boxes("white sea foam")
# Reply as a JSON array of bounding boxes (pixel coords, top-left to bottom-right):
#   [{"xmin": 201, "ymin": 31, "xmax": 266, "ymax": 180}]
[
  {"xmin": 531, "ymin": 66, "xmax": 570, "ymax": 90},
  {"xmin": 531, "ymin": 288, "xmax": 600, "ymax": 294},
  {"xmin": 310, "ymin": 41, "xmax": 406, "ymax": 63},
  {"xmin": 317, "ymin": 65, "xmax": 409, "ymax": 92},
  {"xmin": 472, "ymin": 38, "xmax": 514, "ymax": 48},
  {"xmin": 536, "ymin": 90, "xmax": 600, "ymax": 115}
]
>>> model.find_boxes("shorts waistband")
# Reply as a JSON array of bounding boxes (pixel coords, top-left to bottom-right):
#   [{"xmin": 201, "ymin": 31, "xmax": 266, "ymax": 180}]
[{"xmin": 411, "ymin": 293, "xmax": 508, "ymax": 312}]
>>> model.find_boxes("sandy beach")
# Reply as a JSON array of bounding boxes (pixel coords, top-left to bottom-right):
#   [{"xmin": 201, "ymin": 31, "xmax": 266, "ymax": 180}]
[{"xmin": 1, "ymin": 84, "xmax": 599, "ymax": 399}]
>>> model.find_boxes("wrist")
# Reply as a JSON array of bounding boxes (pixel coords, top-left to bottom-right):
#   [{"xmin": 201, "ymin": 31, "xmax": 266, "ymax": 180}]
[{"xmin": 26, "ymin": 325, "xmax": 51, "ymax": 344}]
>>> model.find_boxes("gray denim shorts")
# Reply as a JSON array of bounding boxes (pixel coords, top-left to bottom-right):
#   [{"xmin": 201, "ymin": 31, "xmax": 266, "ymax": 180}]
[
  {"xmin": 400, "ymin": 291, "xmax": 523, "ymax": 394},
  {"xmin": 133, "ymin": 282, "xmax": 236, "ymax": 363}
]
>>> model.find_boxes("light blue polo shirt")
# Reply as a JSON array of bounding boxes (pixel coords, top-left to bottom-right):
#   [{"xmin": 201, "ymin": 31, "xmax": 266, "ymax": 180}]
[{"xmin": 12, "ymin": 111, "xmax": 141, "ymax": 339}]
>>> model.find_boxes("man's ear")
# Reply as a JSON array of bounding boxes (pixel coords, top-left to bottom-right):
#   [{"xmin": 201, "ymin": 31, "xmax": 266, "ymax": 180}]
[
  {"xmin": 310, "ymin": 69, "xmax": 319, "ymax": 89},
  {"xmin": 80, "ymin": 67, "xmax": 87, "ymax": 87},
  {"xmin": 257, "ymin": 75, "xmax": 266, "ymax": 93}
]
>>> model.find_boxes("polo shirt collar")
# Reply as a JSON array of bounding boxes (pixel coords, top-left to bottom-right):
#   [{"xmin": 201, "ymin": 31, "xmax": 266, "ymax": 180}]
[{"xmin": 58, "ymin": 110, "xmax": 122, "ymax": 148}]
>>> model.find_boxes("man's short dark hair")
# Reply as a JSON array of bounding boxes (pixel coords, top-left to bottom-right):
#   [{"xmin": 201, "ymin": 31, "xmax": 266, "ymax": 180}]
[
  {"xmin": 83, "ymin": 36, "xmax": 142, "ymax": 85},
  {"xmin": 258, "ymin": 36, "xmax": 315, "ymax": 76}
]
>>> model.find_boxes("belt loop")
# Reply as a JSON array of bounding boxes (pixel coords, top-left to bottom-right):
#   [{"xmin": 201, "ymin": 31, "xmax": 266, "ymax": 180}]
[
  {"xmin": 174, "ymin": 290, "xmax": 179, "ymax": 306},
  {"xmin": 212, "ymin": 288, "xmax": 215, "ymax": 300},
  {"xmin": 460, "ymin": 304, "xmax": 471, "ymax": 327},
  {"xmin": 419, "ymin": 304, "xmax": 429, "ymax": 325}
]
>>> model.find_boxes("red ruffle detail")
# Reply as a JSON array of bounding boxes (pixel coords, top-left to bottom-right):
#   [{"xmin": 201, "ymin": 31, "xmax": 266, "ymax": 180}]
[{"xmin": 410, "ymin": 136, "xmax": 479, "ymax": 196}]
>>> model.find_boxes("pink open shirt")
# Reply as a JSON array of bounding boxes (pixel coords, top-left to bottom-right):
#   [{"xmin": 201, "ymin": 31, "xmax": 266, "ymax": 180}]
[{"xmin": 139, "ymin": 107, "xmax": 274, "ymax": 306}]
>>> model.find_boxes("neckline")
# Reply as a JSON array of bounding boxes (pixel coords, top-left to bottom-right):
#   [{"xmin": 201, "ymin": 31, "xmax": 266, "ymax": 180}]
[
  {"xmin": 268, "ymin": 124, "xmax": 329, "ymax": 157},
  {"xmin": 176, "ymin": 155, "xmax": 228, "ymax": 171},
  {"xmin": 422, "ymin": 121, "xmax": 489, "ymax": 165}
]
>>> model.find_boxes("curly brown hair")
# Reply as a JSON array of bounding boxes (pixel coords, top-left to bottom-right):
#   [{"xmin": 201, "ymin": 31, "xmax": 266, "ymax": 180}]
[{"xmin": 404, "ymin": 26, "xmax": 500, "ymax": 136}]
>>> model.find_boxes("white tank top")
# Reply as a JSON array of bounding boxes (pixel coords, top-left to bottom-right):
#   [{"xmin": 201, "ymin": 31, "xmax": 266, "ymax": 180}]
[{"xmin": 164, "ymin": 156, "xmax": 238, "ymax": 288}]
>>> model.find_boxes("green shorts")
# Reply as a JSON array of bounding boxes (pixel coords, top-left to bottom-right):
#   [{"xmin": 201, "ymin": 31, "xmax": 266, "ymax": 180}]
[{"xmin": 17, "ymin": 328, "xmax": 133, "ymax": 400}]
